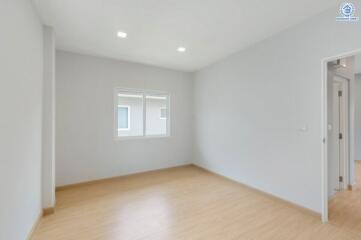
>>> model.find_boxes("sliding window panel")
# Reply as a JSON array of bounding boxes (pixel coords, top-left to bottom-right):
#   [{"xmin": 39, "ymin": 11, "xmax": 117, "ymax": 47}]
[
  {"xmin": 117, "ymin": 91, "xmax": 143, "ymax": 137},
  {"xmin": 145, "ymin": 93, "xmax": 169, "ymax": 136}
]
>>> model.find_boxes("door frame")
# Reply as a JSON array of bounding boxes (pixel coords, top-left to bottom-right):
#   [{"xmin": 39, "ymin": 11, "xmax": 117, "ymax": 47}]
[{"xmin": 321, "ymin": 49, "xmax": 360, "ymax": 223}]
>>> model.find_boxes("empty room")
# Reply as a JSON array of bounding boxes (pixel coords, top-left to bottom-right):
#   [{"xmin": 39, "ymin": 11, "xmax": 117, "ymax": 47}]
[{"xmin": 2, "ymin": 0, "xmax": 361, "ymax": 239}]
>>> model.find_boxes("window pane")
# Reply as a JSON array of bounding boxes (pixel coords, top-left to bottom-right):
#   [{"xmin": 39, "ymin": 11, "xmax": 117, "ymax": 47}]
[
  {"xmin": 117, "ymin": 92, "xmax": 143, "ymax": 137},
  {"xmin": 118, "ymin": 106, "xmax": 129, "ymax": 129},
  {"xmin": 146, "ymin": 94, "xmax": 168, "ymax": 136}
]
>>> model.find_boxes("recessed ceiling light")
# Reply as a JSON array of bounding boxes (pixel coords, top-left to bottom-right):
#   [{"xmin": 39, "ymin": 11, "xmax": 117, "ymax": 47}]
[
  {"xmin": 117, "ymin": 31, "xmax": 127, "ymax": 38},
  {"xmin": 177, "ymin": 47, "xmax": 186, "ymax": 52}
]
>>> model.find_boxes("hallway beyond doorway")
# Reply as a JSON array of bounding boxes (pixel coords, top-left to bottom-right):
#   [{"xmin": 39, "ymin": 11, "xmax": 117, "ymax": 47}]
[{"xmin": 329, "ymin": 161, "xmax": 361, "ymax": 236}]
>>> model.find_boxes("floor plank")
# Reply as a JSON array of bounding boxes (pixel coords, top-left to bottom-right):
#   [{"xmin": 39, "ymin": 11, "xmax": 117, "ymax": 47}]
[
  {"xmin": 32, "ymin": 165, "xmax": 360, "ymax": 240},
  {"xmin": 328, "ymin": 160, "xmax": 361, "ymax": 236}
]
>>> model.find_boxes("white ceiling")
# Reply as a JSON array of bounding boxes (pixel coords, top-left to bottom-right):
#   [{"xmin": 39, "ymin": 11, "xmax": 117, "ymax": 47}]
[{"xmin": 34, "ymin": 0, "xmax": 338, "ymax": 72}]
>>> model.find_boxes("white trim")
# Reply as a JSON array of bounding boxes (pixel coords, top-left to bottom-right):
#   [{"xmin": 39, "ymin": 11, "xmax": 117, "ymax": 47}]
[
  {"xmin": 321, "ymin": 59, "xmax": 328, "ymax": 223},
  {"xmin": 147, "ymin": 96, "xmax": 167, "ymax": 100},
  {"xmin": 117, "ymin": 105, "xmax": 130, "ymax": 130},
  {"xmin": 142, "ymin": 92, "xmax": 146, "ymax": 137},
  {"xmin": 118, "ymin": 93, "xmax": 142, "ymax": 98},
  {"xmin": 165, "ymin": 94, "xmax": 171, "ymax": 137},
  {"xmin": 117, "ymin": 94, "xmax": 166, "ymax": 100},
  {"xmin": 114, "ymin": 88, "xmax": 171, "ymax": 140},
  {"xmin": 321, "ymin": 48, "xmax": 361, "ymax": 223},
  {"xmin": 114, "ymin": 135, "xmax": 171, "ymax": 141},
  {"xmin": 160, "ymin": 107, "xmax": 167, "ymax": 120}
]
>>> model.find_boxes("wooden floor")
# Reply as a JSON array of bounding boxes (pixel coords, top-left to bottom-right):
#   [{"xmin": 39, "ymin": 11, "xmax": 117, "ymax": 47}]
[
  {"xmin": 32, "ymin": 165, "xmax": 361, "ymax": 240},
  {"xmin": 328, "ymin": 160, "xmax": 361, "ymax": 235}
]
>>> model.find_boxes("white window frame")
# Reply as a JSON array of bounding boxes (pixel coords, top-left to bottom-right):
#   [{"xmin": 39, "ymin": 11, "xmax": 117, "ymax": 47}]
[
  {"xmin": 160, "ymin": 107, "xmax": 167, "ymax": 120},
  {"xmin": 114, "ymin": 88, "xmax": 170, "ymax": 140},
  {"xmin": 117, "ymin": 105, "xmax": 130, "ymax": 131}
]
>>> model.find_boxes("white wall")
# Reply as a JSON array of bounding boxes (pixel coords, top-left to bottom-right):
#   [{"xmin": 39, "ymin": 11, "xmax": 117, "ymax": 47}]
[
  {"xmin": 0, "ymin": 0, "xmax": 44, "ymax": 239},
  {"xmin": 355, "ymin": 74, "xmax": 361, "ymax": 161},
  {"xmin": 56, "ymin": 51, "xmax": 193, "ymax": 186},
  {"xmin": 42, "ymin": 26, "xmax": 56, "ymax": 209},
  {"xmin": 194, "ymin": 6, "xmax": 361, "ymax": 213}
]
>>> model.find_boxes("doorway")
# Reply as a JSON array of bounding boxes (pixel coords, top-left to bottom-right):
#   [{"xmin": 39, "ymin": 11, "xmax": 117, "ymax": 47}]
[
  {"xmin": 322, "ymin": 54, "xmax": 357, "ymax": 223},
  {"xmin": 328, "ymin": 75, "xmax": 349, "ymax": 195},
  {"xmin": 322, "ymin": 52, "xmax": 361, "ymax": 233}
]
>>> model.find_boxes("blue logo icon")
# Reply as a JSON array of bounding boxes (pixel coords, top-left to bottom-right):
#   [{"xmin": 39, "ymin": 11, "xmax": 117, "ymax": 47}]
[{"xmin": 336, "ymin": 2, "xmax": 359, "ymax": 22}]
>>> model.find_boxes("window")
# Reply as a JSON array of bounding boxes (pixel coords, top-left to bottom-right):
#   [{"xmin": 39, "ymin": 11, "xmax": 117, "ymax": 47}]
[
  {"xmin": 115, "ymin": 89, "xmax": 170, "ymax": 139},
  {"xmin": 116, "ymin": 91, "xmax": 143, "ymax": 137},
  {"xmin": 146, "ymin": 94, "xmax": 168, "ymax": 136},
  {"xmin": 117, "ymin": 106, "xmax": 130, "ymax": 130},
  {"xmin": 160, "ymin": 108, "xmax": 167, "ymax": 119}
]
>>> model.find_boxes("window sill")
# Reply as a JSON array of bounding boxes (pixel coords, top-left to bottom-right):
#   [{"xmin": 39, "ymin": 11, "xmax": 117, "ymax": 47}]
[{"xmin": 114, "ymin": 134, "xmax": 171, "ymax": 141}]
